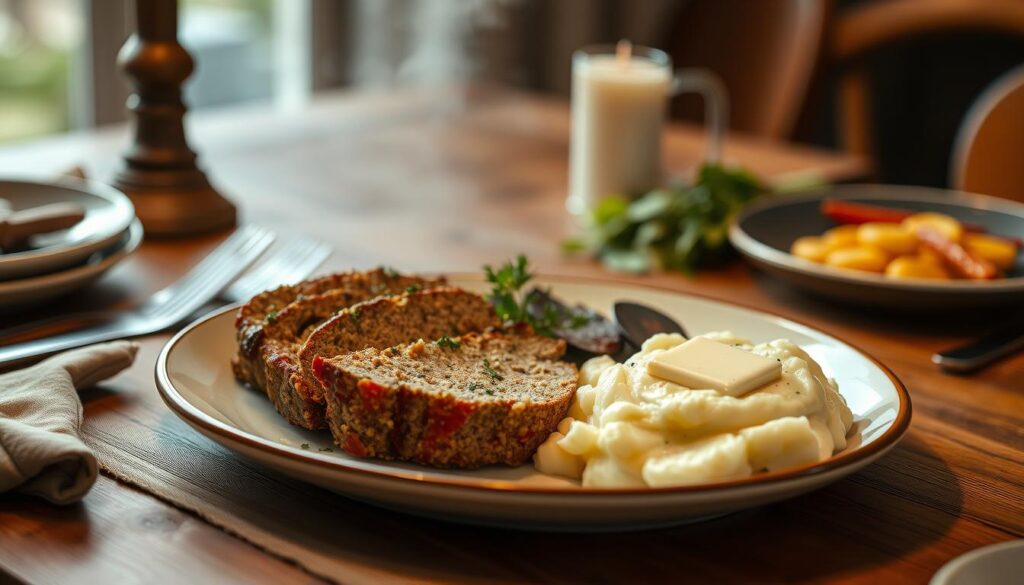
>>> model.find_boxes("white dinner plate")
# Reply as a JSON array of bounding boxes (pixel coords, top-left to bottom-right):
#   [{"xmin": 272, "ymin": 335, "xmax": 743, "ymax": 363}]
[
  {"xmin": 156, "ymin": 276, "xmax": 911, "ymax": 530},
  {"xmin": 0, "ymin": 178, "xmax": 136, "ymax": 280},
  {"xmin": 0, "ymin": 219, "xmax": 142, "ymax": 311},
  {"xmin": 930, "ymin": 540, "xmax": 1024, "ymax": 585}
]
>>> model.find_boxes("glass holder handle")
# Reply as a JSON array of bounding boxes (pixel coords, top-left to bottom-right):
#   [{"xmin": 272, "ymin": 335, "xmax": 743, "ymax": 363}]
[{"xmin": 671, "ymin": 69, "xmax": 729, "ymax": 164}]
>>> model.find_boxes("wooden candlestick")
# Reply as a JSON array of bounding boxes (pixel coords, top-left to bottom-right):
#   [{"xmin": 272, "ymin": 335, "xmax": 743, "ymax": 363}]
[{"xmin": 113, "ymin": 0, "xmax": 236, "ymax": 237}]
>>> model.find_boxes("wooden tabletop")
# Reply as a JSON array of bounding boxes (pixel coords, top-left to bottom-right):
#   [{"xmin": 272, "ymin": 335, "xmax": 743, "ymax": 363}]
[{"xmin": 0, "ymin": 87, "xmax": 1020, "ymax": 585}]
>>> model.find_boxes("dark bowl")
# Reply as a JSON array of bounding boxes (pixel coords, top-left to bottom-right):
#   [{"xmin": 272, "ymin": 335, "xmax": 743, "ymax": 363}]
[{"xmin": 728, "ymin": 185, "xmax": 1024, "ymax": 310}]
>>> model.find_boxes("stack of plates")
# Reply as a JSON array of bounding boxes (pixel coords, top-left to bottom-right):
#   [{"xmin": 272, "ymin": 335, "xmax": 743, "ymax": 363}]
[{"xmin": 0, "ymin": 178, "xmax": 142, "ymax": 311}]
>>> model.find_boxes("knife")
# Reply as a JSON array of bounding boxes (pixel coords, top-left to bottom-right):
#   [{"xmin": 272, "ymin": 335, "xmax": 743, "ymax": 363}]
[
  {"xmin": 0, "ymin": 202, "xmax": 86, "ymax": 251},
  {"xmin": 932, "ymin": 312, "xmax": 1024, "ymax": 373}
]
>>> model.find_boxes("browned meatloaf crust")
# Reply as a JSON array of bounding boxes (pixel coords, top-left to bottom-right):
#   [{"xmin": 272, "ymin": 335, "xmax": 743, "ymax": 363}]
[
  {"xmin": 232, "ymin": 268, "xmax": 443, "ymax": 387},
  {"xmin": 311, "ymin": 329, "xmax": 578, "ymax": 468},
  {"xmin": 298, "ymin": 288, "xmax": 501, "ymax": 394},
  {"xmin": 232, "ymin": 269, "xmax": 444, "ymax": 429}
]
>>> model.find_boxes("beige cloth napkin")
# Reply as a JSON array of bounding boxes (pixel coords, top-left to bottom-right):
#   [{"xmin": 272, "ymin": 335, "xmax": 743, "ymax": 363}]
[{"xmin": 0, "ymin": 341, "xmax": 137, "ymax": 504}]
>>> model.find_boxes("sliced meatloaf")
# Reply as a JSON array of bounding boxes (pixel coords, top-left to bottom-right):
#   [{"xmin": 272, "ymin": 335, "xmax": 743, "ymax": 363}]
[
  {"xmin": 298, "ymin": 287, "xmax": 501, "ymax": 393},
  {"xmin": 232, "ymin": 269, "xmax": 444, "ymax": 429},
  {"xmin": 311, "ymin": 330, "xmax": 578, "ymax": 468},
  {"xmin": 232, "ymin": 268, "xmax": 443, "ymax": 388}
]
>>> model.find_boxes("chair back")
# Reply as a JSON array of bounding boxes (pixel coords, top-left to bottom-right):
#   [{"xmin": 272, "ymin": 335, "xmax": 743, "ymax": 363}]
[
  {"xmin": 664, "ymin": 0, "xmax": 828, "ymax": 140},
  {"xmin": 952, "ymin": 64, "xmax": 1024, "ymax": 201}
]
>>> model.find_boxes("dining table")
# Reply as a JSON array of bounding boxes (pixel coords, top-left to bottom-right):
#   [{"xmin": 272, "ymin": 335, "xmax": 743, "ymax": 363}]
[{"xmin": 0, "ymin": 85, "xmax": 1020, "ymax": 585}]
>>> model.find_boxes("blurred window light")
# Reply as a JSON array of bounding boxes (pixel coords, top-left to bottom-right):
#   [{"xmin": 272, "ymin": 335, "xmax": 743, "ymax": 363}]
[
  {"xmin": 179, "ymin": 0, "xmax": 276, "ymax": 109},
  {"xmin": 0, "ymin": 0, "xmax": 83, "ymax": 143}
]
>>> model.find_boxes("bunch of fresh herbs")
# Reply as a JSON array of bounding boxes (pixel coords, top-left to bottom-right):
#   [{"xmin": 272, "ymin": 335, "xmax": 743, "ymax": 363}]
[
  {"xmin": 483, "ymin": 255, "xmax": 586, "ymax": 336},
  {"xmin": 563, "ymin": 163, "xmax": 766, "ymax": 273}
]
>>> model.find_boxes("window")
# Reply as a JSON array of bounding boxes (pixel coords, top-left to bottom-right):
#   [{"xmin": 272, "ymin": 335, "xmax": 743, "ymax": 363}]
[
  {"xmin": 0, "ymin": 0, "xmax": 84, "ymax": 143},
  {"xmin": 179, "ymin": 0, "xmax": 275, "ymax": 109}
]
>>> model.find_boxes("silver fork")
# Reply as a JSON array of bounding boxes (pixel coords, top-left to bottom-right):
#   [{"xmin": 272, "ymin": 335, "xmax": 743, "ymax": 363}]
[
  {"xmin": 0, "ymin": 225, "xmax": 274, "ymax": 367},
  {"xmin": 220, "ymin": 234, "xmax": 331, "ymax": 303}
]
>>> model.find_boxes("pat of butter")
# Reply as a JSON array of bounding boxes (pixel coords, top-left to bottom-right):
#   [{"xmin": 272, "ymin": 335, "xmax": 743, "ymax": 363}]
[{"xmin": 647, "ymin": 337, "xmax": 781, "ymax": 396}]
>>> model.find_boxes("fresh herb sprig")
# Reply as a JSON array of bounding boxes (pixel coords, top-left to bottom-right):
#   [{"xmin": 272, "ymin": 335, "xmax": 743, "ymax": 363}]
[
  {"xmin": 563, "ymin": 163, "xmax": 768, "ymax": 273},
  {"xmin": 482, "ymin": 358, "xmax": 504, "ymax": 381},
  {"xmin": 436, "ymin": 335, "xmax": 461, "ymax": 350},
  {"xmin": 483, "ymin": 255, "xmax": 585, "ymax": 336}
]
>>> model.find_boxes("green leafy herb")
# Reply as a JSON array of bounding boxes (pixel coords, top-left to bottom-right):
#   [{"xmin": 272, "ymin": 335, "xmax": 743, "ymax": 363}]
[
  {"xmin": 468, "ymin": 382, "xmax": 481, "ymax": 392},
  {"xmin": 568, "ymin": 313, "xmax": 590, "ymax": 329},
  {"xmin": 350, "ymin": 307, "xmax": 361, "ymax": 325},
  {"xmin": 436, "ymin": 335, "xmax": 461, "ymax": 350},
  {"xmin": 265, "ymin": 310, "xmax": 278, "ymax": 323},
  {"xmin": 483, "ymin": 255, "xmax": 588, "ymax": 336},
  {"xmin": 318, "ymin": 447, "xmax": 333, "ymax": 452},
  {"xmin": 485, "ymin": 389, "xmax": 495, "ymax": 396},
  {"xmin": 563, "ymin": 163, "xmax": 768, "ymax": 273},
  {"xmin": 405, "ymin": 284, "xmax": 422, "ymax": 294},
  {"xmin": 482, "ymin": 358, "xmax": 504, "ymax": 381},
  {"xmin": 380, "ymin": 265, "xmax": 399, "ymax": 278},
  {"xmin": 300, "ymin": 443, "xmax": 310, "ymax": 450}
]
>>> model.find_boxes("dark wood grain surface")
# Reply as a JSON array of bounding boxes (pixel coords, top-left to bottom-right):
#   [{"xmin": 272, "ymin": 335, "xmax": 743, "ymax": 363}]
[{"xmin": 1, "ymin": 87, "xmax": 1021, "ymax": 585}]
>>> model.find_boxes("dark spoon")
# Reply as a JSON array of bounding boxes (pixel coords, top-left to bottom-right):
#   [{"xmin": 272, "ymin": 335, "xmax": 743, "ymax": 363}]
[{"xmin": 613, "ymin": 301, "xmax": 688, "ymax": 350}]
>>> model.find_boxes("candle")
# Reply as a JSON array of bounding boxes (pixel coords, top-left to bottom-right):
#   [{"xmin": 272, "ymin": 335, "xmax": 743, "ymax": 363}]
[{"xmin": 567, "ymin": 41, "xmax": 672, "ymax": 215}]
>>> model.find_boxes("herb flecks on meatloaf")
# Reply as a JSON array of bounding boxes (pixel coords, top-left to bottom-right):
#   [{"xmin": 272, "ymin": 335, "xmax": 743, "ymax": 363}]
[
  {"xmin": 312, "ymin": 330, "xmax": 578, "ymax": 468},
  {"xmin": 231, "ymin": 269, "xmax": 445, "ymax": 429}
]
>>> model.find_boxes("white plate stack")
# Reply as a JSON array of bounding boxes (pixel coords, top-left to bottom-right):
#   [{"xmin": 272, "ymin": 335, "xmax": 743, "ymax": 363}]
[{"xmin": 0, "ymin": 178, "xmax": 142, "ymax": 311}]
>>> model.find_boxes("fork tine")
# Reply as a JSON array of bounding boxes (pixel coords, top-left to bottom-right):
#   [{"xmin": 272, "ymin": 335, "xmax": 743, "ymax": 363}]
[
  {"xmin": 143, "ymin": 225, "xmax": 269, "ymax": 310},
  {"xmin": 230, "ymin": 237, "xmax": 308, "ymax": 291},
  {"xmin": 144, "ymin": 226, "xmax": 274, "ymax": 321},
  {"xmin": 222, "ymin": 234, "xmax": 331, "ymax": 302},
  {"xmin": 150, "ymin": 227, "xmax": 274, "ymax": 321}
]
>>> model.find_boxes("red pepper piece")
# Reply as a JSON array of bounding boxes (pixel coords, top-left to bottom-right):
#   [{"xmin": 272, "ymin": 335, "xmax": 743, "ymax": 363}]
[{"xmin": 821, "ymin": 199, "xmax": 912, "ymax": 225}]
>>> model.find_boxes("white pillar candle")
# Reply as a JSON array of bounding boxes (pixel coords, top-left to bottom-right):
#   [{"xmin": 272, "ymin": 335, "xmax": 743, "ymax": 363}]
[{"xmin": 567, "ymin": 42, "xmax": 672, "ymax": 215}]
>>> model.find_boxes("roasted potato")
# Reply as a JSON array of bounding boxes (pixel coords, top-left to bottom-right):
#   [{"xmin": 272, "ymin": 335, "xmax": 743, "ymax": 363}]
[
  {"xmin": 963, "ymin": 233, "xmax": 1018, "ymax": 271},
  {"xmin": 901, "ymin": 212, "xmax": 963, "ymax": 243},
  {"xmin": 884, "ymin": 256, "xmax": 950, "ymax": 280},
  {"xmin": 791, "ymin": 236, "xmax": 829, "ymax": 263},
  {"xmin": 856, "ymin": 222, "xmax": 918, "ymax": 255},
  {"xmin": 821, "ymin": 225, "xmax": 859, "ymax": 252},
  {"xmin": 825, "ymin": 246, "xmax": 889, "ymax": 273}
]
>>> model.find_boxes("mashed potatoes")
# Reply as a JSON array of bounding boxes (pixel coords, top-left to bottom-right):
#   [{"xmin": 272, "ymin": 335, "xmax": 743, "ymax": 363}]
[{"xmin": 533, "ymin": 332, "xmax": 854, "ymax": 488}]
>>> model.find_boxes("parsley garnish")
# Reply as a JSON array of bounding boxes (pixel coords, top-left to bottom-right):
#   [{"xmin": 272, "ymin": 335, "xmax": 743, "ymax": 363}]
[
  {"xmin": 485, "ymin": 389, "xmax": 495, "ymax": 396},
  {"xmin": 265, "ymin": 310, "xmax": 278, "ymax": 323},
  {"xmin": 405, "ymin": 284, "xmax": 422, "ymax": 294},
  {"xmin": 380, "ymin": 265, "xmax": 399, "ymax": 278},
  {"xmin": 468, "ymin": 382, "xmax": 481, "ymax": 392},
  {"xmin": 300, "ymin": 443, "xmax": 310, "ymax": 450},
  {"xmin": 318, "ymin": 447, "xmax": 333, "ymax": 452},
  {"xmin": 436, "ymin": 335, "xmax": 461, "ymax": 350},
  {"xmin": 349, "ymin": 306, "xmax": 362, "ymax": 329},
  {"xmin": 483, "ymin": 255, "xmax": 588, "ymax": 336},
  {"xmin": 562, "ymin": 164, "xmax": 768, "ymax": 273},
  {"xmin": 482, "ymin": 358, "xmax": 504, "ymax": 381}
]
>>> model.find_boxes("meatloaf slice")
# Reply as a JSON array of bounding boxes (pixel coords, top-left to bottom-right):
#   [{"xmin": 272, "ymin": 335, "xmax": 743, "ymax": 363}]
[
  {"xmin": 298, "ymin": 287, "xmax": 501, "ymax": 396},
  {"xmin": 232, "ymin": 268, "xmax": 444, "ymax": 389},
  {"xmin": 311, "ymin": 330, "xmax": 578, "ymax": 468},
  {"xmin": 233, "ymin": 269, "xmax": 444, "ymax": 429}
]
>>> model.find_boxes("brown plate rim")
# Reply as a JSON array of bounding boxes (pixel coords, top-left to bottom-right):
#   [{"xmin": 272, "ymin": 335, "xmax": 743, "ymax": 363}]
[{"xmin": 155, "ymin": 273, "xmax": 912, "ymax": 497}]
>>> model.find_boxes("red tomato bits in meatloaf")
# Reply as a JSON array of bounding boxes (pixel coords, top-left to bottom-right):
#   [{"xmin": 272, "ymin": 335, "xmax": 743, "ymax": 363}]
[{"xmin": 311, "ymin": 330, "xmax": 578, "ymax": 468}]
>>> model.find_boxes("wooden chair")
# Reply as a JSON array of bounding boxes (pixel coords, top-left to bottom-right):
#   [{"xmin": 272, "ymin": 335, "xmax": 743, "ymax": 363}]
[
  {"xmin": 832, "ymin": 0, "xmax": 1024, "ymax": 160},
  {"xmin": 951, "ymin": 64, "xmax": 1024, "ymax": 201},
  {"xmin": 663, "ymin": 0, "xmax": 830, "ymax": 141}
]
